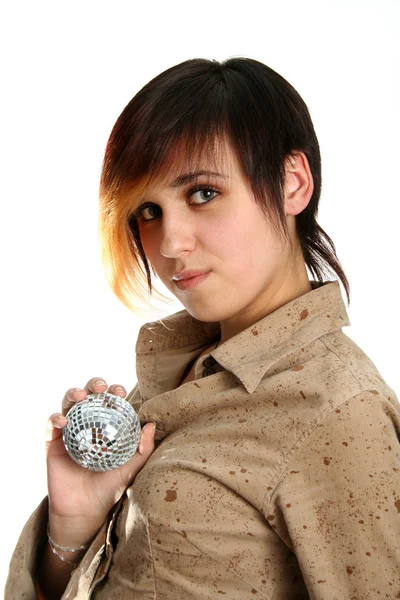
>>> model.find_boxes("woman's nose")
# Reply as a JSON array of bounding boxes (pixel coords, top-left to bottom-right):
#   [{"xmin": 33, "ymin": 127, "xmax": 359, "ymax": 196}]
[{"xmin": 159, "ymin": 213, "xmax": 196, "ymax": 258}]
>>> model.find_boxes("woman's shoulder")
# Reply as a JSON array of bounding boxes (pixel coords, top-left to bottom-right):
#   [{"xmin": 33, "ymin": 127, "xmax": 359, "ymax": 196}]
[{"xmin": 318, "ymin": 328, "xmax": 399, "ymax": 412}]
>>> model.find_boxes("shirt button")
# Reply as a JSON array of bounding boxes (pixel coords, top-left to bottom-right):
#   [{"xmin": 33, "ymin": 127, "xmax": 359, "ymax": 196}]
[
  {"xmin": 203, "ymin": 357, "xmax": 216, "ymax": 368},
  {"xmin": 202, "ymin": 367, "xmax": 215, "ymax": 377}
]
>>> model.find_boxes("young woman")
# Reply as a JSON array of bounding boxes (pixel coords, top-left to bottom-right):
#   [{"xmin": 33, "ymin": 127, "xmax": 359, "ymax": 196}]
[{"xmin": 6, "ymin": 57, "xmax": 400, "ymax": 599}]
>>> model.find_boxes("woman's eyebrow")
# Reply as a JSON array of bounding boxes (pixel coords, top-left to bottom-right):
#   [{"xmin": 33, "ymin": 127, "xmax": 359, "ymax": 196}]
[
  {"xmin": 136, "ymin": 171, "xmax": 230, "ymax": 206},
  {"xmin": 169, "ymin": 171, "xmax": 229, "ymax": 188}
]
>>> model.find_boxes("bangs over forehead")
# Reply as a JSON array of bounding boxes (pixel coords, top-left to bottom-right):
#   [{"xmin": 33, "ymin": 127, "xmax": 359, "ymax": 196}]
[
  {"xmin": 118, "ymin": 132, "xmax": 240, "ymax": 217},
  {"xmin": 100, "ymin": 59, "xmax": 263, "ymax": 221},
  {"xmin": 100, "ymin": 58, "xmax": 289, "ymax": 232},
  {"xmin": 147, "ymin": 132, "xmax": 235, "ymax": 185}
]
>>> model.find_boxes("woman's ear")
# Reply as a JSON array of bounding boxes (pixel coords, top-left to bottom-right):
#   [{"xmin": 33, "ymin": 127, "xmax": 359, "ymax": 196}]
[{"xmin": 283, "ymin": 151, "xmax": 314, "ymax": 216}]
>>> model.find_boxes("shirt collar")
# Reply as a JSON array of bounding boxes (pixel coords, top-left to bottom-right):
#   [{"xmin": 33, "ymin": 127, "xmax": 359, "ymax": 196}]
[{"xmin": 135, "ymin": 279, "xmax": 350, "ymax": 395}]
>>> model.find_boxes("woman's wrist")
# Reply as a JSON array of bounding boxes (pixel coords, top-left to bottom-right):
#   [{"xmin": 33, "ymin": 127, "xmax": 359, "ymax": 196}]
[
  {"xmin": 47, "ymin": 512, "xmax": 104, "ymax": 550},
  {"xmin": 46, "ymin": 522, "xmax": 90, "ymax": 567}
]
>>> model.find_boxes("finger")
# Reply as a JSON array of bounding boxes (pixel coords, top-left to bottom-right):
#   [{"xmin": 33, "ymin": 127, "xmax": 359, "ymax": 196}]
[
  {"xmin": 84, "ymin": 377, "xmax": 108, "ymax": 395},
  {"xmin": 107, "ymin": 384, "xmax": 127, "ymax": 398},
  {"xmin": 61, "ymin": 387, "xmax": 87, "ymax": 416},
  {"xmin": 138, "ymin": 422, "xmax": 157, "ymax": 455},
  {"xmin": 119, "ymin": 422, "xmax": 157, "ymax": 484},
  {"xmin": 46, "ymin": 413, "xmax": 68, "ymax": 442},
  {"xmin": 61, "ymin": 378, "xmax": 109, "ymax": 416}
]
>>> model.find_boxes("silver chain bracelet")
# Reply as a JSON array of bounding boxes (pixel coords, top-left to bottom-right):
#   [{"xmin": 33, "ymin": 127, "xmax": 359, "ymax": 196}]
[
  {"xmin": 48, "ymin": 543, "xmax": 79, "ymax": 568},
  {"xmin": 47, "ymin": 523, "xmax": 90, "ymax": 552},
  {"xmin": 47, "ymin": 523, "xmax": 90, "ymax": 568}
]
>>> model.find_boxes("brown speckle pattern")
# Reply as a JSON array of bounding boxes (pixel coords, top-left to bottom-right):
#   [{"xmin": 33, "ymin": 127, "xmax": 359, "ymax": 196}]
[
  {"xmin": 164, "ymin": 489, "xmax": 177, "ymax": 502},
  {"xmin": 5, "ymin": 280, "xmax": 400, "ymax": 599}
]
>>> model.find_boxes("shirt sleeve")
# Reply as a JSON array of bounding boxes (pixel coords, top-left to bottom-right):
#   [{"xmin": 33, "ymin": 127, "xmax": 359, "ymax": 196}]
[
  {"xmin": 265, "ymin": 389, "xmax": 400, "ymax": 599},
  {"xmin": 125, "ymin": 381, "xmax": 143, "ymax": 413},
  {"xmin": 5, "ymin": 496, "xmax": 49, "ymax": 599},
  {"xmin": 5, "ymin": 493, "xmax": 126, "ymax": 599}
]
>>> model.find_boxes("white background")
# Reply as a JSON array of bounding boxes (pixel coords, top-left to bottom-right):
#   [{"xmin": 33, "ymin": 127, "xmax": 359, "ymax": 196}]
[{"xmin": 1, "ymin": 0, "xmax": 399, "ymax": 593}]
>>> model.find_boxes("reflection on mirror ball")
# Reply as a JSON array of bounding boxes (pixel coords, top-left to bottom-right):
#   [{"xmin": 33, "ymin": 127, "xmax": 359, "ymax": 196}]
[{"xmin": 62, "ymin": 392, "xmax": 141, "ymax": 471}]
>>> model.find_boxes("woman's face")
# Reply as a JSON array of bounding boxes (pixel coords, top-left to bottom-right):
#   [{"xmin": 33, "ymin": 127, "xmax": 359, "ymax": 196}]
[{"xmin": 134, "ymin": 141, "xmax": 311, "ymax": 340}]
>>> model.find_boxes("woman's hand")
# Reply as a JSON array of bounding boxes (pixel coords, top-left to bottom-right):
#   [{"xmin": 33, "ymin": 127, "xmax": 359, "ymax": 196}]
[{"xmin": 45, "ymin": 377, "xmax": 156, "ymax": 547}]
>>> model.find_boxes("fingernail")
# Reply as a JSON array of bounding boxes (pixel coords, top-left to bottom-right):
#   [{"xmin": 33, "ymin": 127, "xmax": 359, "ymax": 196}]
[
  {"xmin": 73, "ymin": 387, "xmax": 83, "ymax": 392},
  {"xmin": 95, "ymin": 380, "xmax": 106, "ymax": 386},
  {"xmin": 54, "ymin": 414, "xmax": 66, "ymax": 429}
]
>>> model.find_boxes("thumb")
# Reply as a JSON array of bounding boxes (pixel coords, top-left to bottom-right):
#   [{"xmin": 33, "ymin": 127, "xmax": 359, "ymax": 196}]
[
  {"xmin": 138, "ymin": 422, "xmax": 157, "ymax": 455},
  {"xmin": 119, "ymin": 422, "xmax": 157, "ymax": 485}
]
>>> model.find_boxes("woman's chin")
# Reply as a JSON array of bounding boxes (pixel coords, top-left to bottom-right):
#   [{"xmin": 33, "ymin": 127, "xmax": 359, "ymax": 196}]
[{"xmin": 179, "ymin": 301, "xmax": 232, "ymax": 323}]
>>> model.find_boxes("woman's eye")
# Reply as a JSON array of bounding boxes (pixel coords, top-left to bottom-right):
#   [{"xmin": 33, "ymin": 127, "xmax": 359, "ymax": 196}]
[
  {"xmin": 190, "ymin": 187, "xmax": 219, "ymax": 204},
  {"xmin": 140, "ymin": 205, "xmax": 161, "ymax": 222},
  {"xmin": 136, "ymin": 186, "xmax": 219, "ymax": 223}
]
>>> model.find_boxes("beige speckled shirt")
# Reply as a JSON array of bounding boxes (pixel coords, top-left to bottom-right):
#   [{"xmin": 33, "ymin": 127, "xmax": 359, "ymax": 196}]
[{"xmin": 5, "ymin": 279, "xmax": 400, "ymax": 599}]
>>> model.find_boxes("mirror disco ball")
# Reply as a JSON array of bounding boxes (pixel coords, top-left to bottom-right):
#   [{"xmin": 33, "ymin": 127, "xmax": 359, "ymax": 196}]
[{"xmin": 63, "ymin": 392, "xmax": 141, "ymax": 472}]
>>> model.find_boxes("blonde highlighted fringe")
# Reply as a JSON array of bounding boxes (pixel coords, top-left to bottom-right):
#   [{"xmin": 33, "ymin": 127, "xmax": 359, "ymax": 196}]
[{"xmin": 98, "ymin": 179, "xmax": 176, "ymax": 318}]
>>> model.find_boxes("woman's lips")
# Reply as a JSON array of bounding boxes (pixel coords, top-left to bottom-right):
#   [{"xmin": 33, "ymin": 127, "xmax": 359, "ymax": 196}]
[{"xmin": 174, "ymin": 272, "xmax": 210, "ymax": 290}]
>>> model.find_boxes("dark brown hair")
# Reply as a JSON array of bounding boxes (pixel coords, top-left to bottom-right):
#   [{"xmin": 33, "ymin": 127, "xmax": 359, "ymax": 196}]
[{"xmin": 99, "ymin": 57, "xmax": 350, "ymax": 315}]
